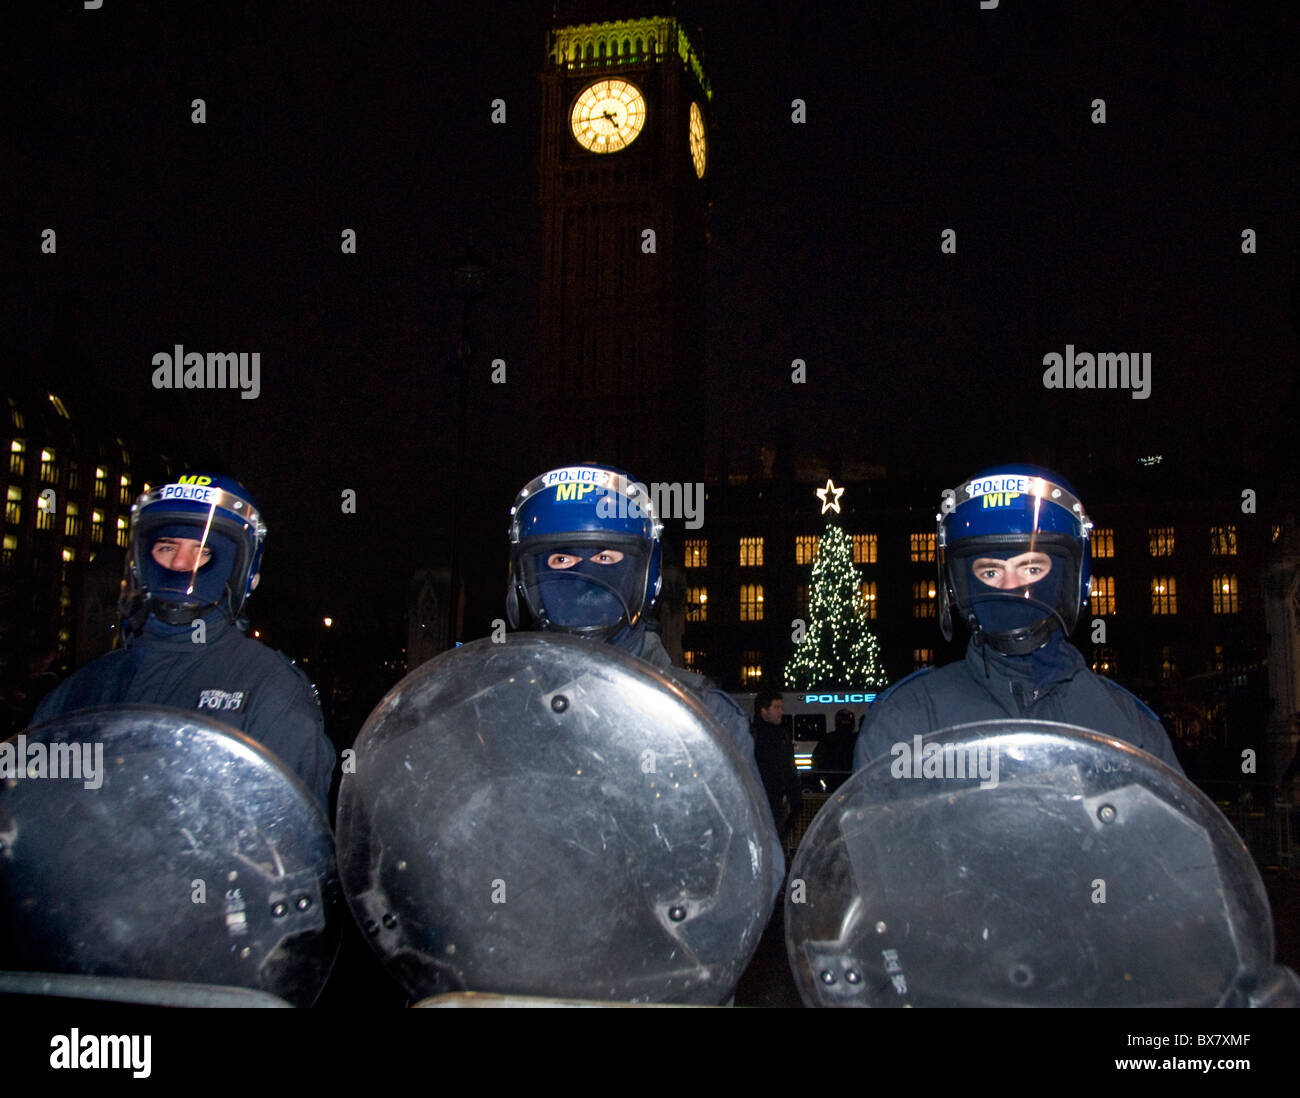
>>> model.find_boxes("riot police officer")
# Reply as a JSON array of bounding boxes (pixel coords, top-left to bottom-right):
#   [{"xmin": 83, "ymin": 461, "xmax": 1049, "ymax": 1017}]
[
  {"xmin": 507, "ymin": 463, "xmax": 786, "ymax": 902},
  {"xmin": 854, "ymin": 464, "xmax": 1183, "ymax": 774},
  {"xmin": 32, "ymin": 472, "xmax": 334, "ymax": 809}
]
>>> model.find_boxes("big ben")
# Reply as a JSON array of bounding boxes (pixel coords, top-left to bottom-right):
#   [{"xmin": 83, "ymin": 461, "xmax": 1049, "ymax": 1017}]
[{"xmin": 537, "ymin": 4, "xmax": 712, "ymax": 485}]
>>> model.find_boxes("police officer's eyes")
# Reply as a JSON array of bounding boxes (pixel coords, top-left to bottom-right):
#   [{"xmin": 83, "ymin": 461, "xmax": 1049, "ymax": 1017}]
[
  {"xmin": 155, "ymin": 542, "xmax": 211, "ymax": 561},
  {"xmin": 590, "ymin": 550, "xmax": 625, "ymax": 565},
  {"xmin": 546, "ymin": 554, "xmax": 580, "ymax": 569}
]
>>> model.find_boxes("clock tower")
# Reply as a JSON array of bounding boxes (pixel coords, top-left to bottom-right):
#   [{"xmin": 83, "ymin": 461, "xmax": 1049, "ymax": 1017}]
[{"xmin": 537, "ymin": 5, "xmax": 712, "ymax": 485}]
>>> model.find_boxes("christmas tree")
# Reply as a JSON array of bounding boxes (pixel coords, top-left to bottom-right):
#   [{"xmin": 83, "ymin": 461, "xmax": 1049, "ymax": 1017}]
[{"xmin": 785, "ymin": 524, "xmax": 888, "ymax": 689}]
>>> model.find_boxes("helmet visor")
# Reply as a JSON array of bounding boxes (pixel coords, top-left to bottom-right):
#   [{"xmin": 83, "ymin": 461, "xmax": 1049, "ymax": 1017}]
[
  {"xmin": 946, "ymin": 535, "xmax": 1081, "ymax": 641},
  {"xmin": 515, "ymin": 534, "xmax": 649, "ymax": 635}
]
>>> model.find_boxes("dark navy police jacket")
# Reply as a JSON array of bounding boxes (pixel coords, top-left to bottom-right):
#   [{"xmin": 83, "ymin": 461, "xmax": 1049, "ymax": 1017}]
[
  {"xmin": 32, "ymin": 613, "xmax": 335, "ymax": 811},
  {"xmin": 853, "ymin": 638, "xmax": 1185, "ymax": 776}
]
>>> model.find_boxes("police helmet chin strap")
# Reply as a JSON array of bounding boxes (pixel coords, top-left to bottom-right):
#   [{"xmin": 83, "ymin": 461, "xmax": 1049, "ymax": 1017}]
[
  {"xmin": 968, "ymin": 604, "xmax": 1070, "ymax": 658},
  {"xmin": 505, "ymin": 578, "xmax": 522, "ymax": 629},
  {"xmin": 147, "ymin": 594, "xmax": 231, "ymax": 627}
]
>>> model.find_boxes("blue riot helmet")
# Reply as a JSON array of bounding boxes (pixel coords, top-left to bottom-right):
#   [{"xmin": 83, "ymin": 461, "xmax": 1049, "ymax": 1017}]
[
  {"xmin": 937, "ymin": 465, "xmax": 1092, "ymax": 656},
  {"xmin": 122, "ymin": 472, "xmax": 267, "ymax": 627},
  {"xmin": 507, "ymin": 464, "xmax": 663, "ymax": 641}
]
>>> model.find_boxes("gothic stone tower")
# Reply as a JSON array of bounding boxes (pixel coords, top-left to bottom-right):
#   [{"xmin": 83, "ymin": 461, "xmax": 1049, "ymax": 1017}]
[{"xmin": 537, "ymin": 8, "xmax": 712, "ymax": 485}]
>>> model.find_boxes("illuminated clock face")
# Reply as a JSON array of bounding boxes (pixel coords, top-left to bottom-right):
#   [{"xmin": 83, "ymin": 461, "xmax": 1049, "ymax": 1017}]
[
  {"xmin": 689, "ymin": 101, "xmax": 707, "ymax": 178},
  {"xmin": 570, "ymin": 79, "xmax": 646, "ymax": 153}
]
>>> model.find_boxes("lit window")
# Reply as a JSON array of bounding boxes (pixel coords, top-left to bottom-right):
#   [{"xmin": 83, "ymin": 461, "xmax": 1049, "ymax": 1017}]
[
  {"xmin": 94, "ymin": 466, "xmax": 108, "ymax": 497},
  {"xmin": 36, "ymin": 492, "xmax": 55, "ymax": 531},
  {"xmin": 1160, "ymin": 645, "xmax": 1177, "ymax": 680},
  {"xmin": 912, "ymin": 648, "xmax": 934, "ymax": 669},
  {"xmin": 795, "ymin": 535, "xmax": 820, "ymax": 565},
  {"xmin": 1151, "ymin": 576, "xmax": 1177, "ymax": 614},
  {"xmin": 64, "ymin": 501, "xmax": 81, "ymax": 538},
  {"xmin": 9, "ymin": 439, "xmax": 24, "ymax": 476},
  {"xmin": 1148, "ymin": 527, "xmax": 1175, "ymax": 557},
  {"xmin": 91, "ymin": 509, "xmax": 104, "ymax": 543},
  {"xmin": 739, "ymin": 651, "xmax": 763, "ymax": 685},
  {"xmin": 683, "ymin": 538, "xmax": 707, "ymax": 568},
  {"xmin": 120, "ymin": 475, "xmax": 133, "ymax": 504},
  {"xmin": 683, "ymin": 650, "xmax": 704, "ymax": 671},
  {"xmin": 910, "ymin": 532, "xmax": 936, "ymax": 563},
  {"xmin": 1209, "ymin": 525, "xmax": 1237, "ymax": 556},
  {"xmin": 739, "ymin": 537, "xmax": 764, "ymax": 567},
  {"xmin": 1211, "ymin": 645, "xmax": 1224, "ymax": 674},
  {"xmin": 1, "ymin": 532, "xmax": 15, "ymax": 566},
  {"xmin": 853, "ymin": 534, "xmax": 877, "ymax": 564},
  {"xmin": 913, "ymin": 579, "xmax": 936, "ymax": 618},
  {"xmin": 116, "ymin": 516, "xmax": 130, "ymax": 549},
  {"xmin": 62, "ymin": 547, "xmax": 75, "ymax": 562},
  {"xmin": 858, "ymin": 580, "xmax": 878, "ymax": 619},
  {"xmin": 686, "ymin": 586, "xmax": 708, "ymax": 623},
  {"xmin": 1090, "ymin": 575, "xmax": 1115, "ymax": 615},
  {"xmin": 1211, "ymin": 574, "xmax": 1238, "ymax": 614},
  {"xmin": 1091, "ymin": 646, "xmax": 1116, "ymax": 674},
  {"xmin": 49, "ymin": 393, "xmax": 71, "ymax": 419},
  {"xmin": 740, "ymin": 584, "xmax": 765, "ymax": 622},
  {"xmin": 40, "ymin": 448, "xmax": 57, "ymax": 482},
  {"xmin": 1092, "ymin": 528, "xmax": 1115, "ymax": 558},
  {"xmin": 5, "ymin": 485, "xmax": 20, "ymax": 525}
]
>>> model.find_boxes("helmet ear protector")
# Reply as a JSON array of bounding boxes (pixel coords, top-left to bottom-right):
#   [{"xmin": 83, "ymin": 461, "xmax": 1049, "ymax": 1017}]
[
  {"xmin": 937, "ymin": 468, "xmax": 1092, "ymax": 656},
  {"xmin": 507, "ymin": 465, "xmax": 663, "ymax": 639},
  {"xmin": 122, "ymin": 473, "xmax": 267, "ymax": 627}
]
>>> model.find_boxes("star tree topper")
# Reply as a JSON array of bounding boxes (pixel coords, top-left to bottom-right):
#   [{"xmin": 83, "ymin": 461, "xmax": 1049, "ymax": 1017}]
[{"xmin": 816, "ymin": 478, "xmax": 844, "ymax": 515}]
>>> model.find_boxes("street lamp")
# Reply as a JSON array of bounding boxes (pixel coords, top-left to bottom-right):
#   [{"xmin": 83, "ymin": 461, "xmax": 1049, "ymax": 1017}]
[{"xmin": 448, "ymin": 235, "xmax": 491, "ymax": 649}]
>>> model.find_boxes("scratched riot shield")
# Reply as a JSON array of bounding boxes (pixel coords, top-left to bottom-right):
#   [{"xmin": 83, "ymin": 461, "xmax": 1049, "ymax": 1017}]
[
  {"xmin": 336, "ymin": 633, "xmax": 776, "ymax": 1004},
  {"xmin": 0, "ymin": 706, "xmax": 339, "ymax": 1007},
  {"xmin": 786, "ymin": 720, "xmax": 1299, "ymax": 1007}
]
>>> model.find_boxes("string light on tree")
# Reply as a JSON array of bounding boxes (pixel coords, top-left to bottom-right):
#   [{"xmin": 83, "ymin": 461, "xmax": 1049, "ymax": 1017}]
[{"xmin": 786, "ymin": 482, "xmax": 887, "ymax": 690}]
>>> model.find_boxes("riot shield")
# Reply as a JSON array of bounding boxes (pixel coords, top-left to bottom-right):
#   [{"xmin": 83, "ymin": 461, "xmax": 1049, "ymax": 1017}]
[
  {"xmin": 336, "ymin": 633, "xmax": 776, "ymax": 1004},
  {"xmin": 0, "ymin": 705, "xmax": 339, "ymax": 1007},
  {"xmin": 786, "ymin": 719, "xmax": 1298, "ymax": 1007}
]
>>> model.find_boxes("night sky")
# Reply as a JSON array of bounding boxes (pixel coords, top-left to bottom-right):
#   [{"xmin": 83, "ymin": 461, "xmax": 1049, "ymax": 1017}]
[{"xmin": 7, "ymin": 0, "xmax": 1297, "ymax": 646}]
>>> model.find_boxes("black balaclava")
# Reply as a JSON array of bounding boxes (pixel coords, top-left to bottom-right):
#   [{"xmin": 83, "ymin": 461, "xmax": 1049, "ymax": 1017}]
[{"xmin": 144, "ymin": 523, "xmax": 238, "ymax": 628}]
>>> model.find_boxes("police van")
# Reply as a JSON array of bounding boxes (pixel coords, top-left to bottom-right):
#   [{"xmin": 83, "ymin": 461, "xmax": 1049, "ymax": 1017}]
[{"xmin": 730, "ymin": 688, "xmax": 880, "ymax": 773}]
